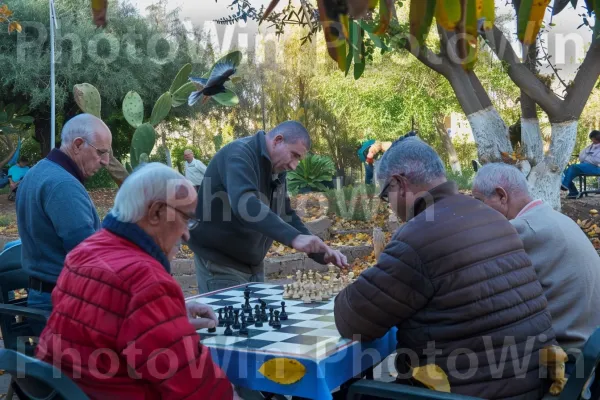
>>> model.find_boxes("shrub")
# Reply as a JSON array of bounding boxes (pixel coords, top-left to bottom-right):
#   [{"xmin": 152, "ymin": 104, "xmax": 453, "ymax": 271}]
[
  {"xmin": 323, "ymin": 184, "xmax": 383, "ymax": 221},
  {"xmin": 447, "ymin": 169, "xmax": 475, "ymax": 191},
  {"xmin": 85, "ymin": 167, "xmax": 117, "ymax": 189},
  {"xmin": 287, "ymin": 154, "xmax": 336, "ymax": 193}
]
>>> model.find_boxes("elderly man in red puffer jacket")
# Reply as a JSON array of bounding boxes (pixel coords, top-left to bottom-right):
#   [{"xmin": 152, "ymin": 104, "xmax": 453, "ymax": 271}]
[{"xmin": 35, "ymin": 163, "xmax": 238, "ymax": 400}]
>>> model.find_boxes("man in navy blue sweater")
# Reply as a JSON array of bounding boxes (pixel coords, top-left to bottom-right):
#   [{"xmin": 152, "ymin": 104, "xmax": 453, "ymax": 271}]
[{"xmin": 16, "ymin": 113, "xmax": 112, "ymax": 331}]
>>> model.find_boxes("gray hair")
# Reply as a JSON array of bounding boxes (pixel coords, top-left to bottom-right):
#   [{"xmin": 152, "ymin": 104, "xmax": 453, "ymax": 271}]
[
  {"xmin": 60, "ymin": 113, "xmax": 108, "ymax": 148},
  {"xmin": 473, "ymin": 163, "xmax": 530, "ymax": 197},
  {"xmin": 376, "ymin": 137, "xmax": 446, "ymax": 185},
  {"xmin": 109, "ymin": 162, "xmax": 194, "ymax": 223},
  {"xmin": 268, "ymin": 120, "xmax": 311, "ymax": 148}
]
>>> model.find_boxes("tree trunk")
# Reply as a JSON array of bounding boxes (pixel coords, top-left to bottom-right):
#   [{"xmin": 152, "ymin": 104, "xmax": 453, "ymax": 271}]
[
  {"xmin": 526, "ymin": 120, "xmax": 578, "ymax": 211},
  {"xmin": 34, "ymin": 112, "xmax": 52, "ymax": 157},
  {"xmin": 435, "ymin": 116, "xmax": 461, "ymax": 173},
  {"xmin": 165, "ymin": 147, "xmax": 172, "ymax": 167},
  {"xmin": 465, "ymin": 106, "xmax": 512, "ymax": 163}
]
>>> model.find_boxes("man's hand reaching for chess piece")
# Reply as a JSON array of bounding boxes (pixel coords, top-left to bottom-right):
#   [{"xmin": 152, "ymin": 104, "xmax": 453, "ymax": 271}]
[
  {"xmin": 291, "ymin": 235, "xmax": 349, "ymax": 268},
  {"xmin": 187, "ymin": 302, "xmax": 218, "ymax": 330}
]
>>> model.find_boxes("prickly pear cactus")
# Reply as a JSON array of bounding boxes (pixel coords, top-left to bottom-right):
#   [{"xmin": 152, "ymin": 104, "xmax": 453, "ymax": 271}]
[
  {"xmin": 149, "ymin": 92, "xmax": 172, "ymax": 126},
  {"xmin": 130, "ymin": 123, "xmax": 156, "ymax": 168},
  {"xmin": 73, "ymin": 83, "xmax": 101, "ymax": 118},
  {"xmin": 122, "ymin": 91, "xmax": 144, "ymax": 128},
  {"xmin": 139, "ymin": 153, "xmax": 149, "ymax": 165},
  {"xmin": 169, "ymin": 64, "xmax": 192, "ymax": 95}
]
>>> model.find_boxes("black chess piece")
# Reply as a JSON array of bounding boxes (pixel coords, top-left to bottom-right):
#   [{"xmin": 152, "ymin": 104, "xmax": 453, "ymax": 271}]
[
  {"xmin": 280, "ymin": 301, "xmax": 288, "ymax": 321},
  {"xmin": 254, "ymin": 305, "xmax": 262, "ymax": 327},
  {"xmin": 272, "ymin": 310, "xmax": 281, "ymax": 329},
  {"xmin": 243, "ymin": 286, "xmax": 251, "ymax": 311},
  {"xmin": 208, "ymin": 326, "xmax": 216, "ymax": 333},
  {"xmin": 228, "ymin": 309, "xmax": 234, "ymax": 324},
  {"xmin": 268, "ymin": 307, "xmax": 274, "ymax": 325},
  {"xmin": 218, "ymin": 308, "xmax": 224, "ymax": 326},
  {"xmin": 260, "ymin": 303, "xmax": 268, "ymax": 322},
  {"xmin": 246, "ymin": 308, "xmax": 255, "ymax": 324},
  {"xmin": 224, "ymin": 322, "xmax": 233, "ymax": 336},
  {"xmin": 233, "ymin": 309, "xmax": 241, "ymax": 329},
  {"xmin": 239, "ymin": 314, "xmax": 248, "ymax": 335}
]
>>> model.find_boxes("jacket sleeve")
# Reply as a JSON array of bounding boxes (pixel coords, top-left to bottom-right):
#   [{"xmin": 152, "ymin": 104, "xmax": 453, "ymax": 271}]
[
  {"xmin": 579, "ymin": 145, "xmax": 591, "ymax": 163},
  {"xmin": 222, "ymin": 155, "xmax": 301, "ymax": 247},
  {"xmin": 117, "ymin": 276, "xmax": 233, "ymax": 400},
  {"xmin": 334, "ymin": 239, "xmax": 435, "ymax": 342},
  {"xmin": 44, "ymin": 181, "xmax": 99, "ymax": 254}
]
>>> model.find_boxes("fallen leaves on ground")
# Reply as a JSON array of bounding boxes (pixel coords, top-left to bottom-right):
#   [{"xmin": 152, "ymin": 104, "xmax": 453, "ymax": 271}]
[
  {"xmin": 576, "ymin": 217, "xmax": 600, "ymax": 249},
  {"xmin": 267, "ymin": 242, "xmax": 297, "ymax": 257},
  {"xmin": 88, "ymin": 188, "xmax": 118, "ymax": 208},
  {"xmin": 290, "ymin": 193, "xmax": 329, "ymax": 222},
  {"xmin": 327, "ymin": 232, "xmax": 373, "ymax": 247}
]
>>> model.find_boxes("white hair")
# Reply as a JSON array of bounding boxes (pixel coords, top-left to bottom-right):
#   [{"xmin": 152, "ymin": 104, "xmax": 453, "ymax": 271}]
[
  {"xmin": 473, "ymin": 163, "xmax": 530, "ymax": 197},
  {"xmin": 60, "ymin": 113, "xmax": 108, "ymax": 148},
  {"xmin": 110, "ymin": 162, "xmax": 194, "ymax": 223},
  {"xmin": 376, "ymin": 137, "xmax": 446, "ymax": 185}
]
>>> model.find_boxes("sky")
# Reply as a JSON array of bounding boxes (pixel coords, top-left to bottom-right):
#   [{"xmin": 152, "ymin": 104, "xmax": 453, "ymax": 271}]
[{"xmin": 127, "ymin": 0, "xmax": 593, "ymax": 81}]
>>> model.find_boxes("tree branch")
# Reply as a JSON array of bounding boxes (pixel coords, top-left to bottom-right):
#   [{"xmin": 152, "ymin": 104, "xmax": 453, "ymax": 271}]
[
  {"xmin": 483, "ymin": 25, "xmax": 563, "ymax": 118},
  {"xmin": 404, "ymin": 40, "xmax": 450, "ymax": 76},
  {"xmin": 467, "ymin": 71, "xmax": 493, "ymax": 109},
  {"xmin": 564, "ymin": 40, "xmax": 600, "ymax": 119}
]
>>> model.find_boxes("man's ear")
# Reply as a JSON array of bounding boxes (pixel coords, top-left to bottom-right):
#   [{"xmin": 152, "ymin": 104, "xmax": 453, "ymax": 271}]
[
  {"xmin": 73, "ymin": 138, "xmax": 85, "ymax": 154},
  {"xmin": 395, "ymin": 175, "xmax": 407, "ymax": 198},
  {"xmin": 495, "ymin": 187, "xmax": 509, "ymax": 205},
  {"xmin": 273, "ymin": 134, "xmax": 284, "ymax": 146},
  {"xmin": 147, "ymin": 202, "xmax": 163, "ymax": 226}
]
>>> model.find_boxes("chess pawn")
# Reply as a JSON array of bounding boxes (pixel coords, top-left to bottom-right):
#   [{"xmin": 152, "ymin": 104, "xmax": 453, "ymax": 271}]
[
  {"xmin": 348, "ymin": 271, "xmax": 355, "ymax": 284},
  {"xmin": 296, "ymin": 270, "xmax": 302, "ymax": 283},
  {"xmin": 292, "ymin": 282, "xmax": 301, "ymax": 299},
  {"xmin": 302, "ymin": 273, "xmax": 308, "ymax": 282},
  {"xmin": 314, "ymin": 283, "xmax": 323, "ymax": 302},
  {"xmin": 302, "ymin": 284, "xmax": 312, "ymax": 303},
  {"xmin": 321, "ymin": 283, "xmax": 330, "ymax": 300},
  {"xmin": 283, "ymin": 284, "xmax": 291, "ymax": 299}
]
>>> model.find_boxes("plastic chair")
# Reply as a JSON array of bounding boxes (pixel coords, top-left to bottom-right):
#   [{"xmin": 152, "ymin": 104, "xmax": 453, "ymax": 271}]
[
  {"xmin": 0, "ymin": 243, "xmax": 50, "ymax": 354},
  {"xmin": 0, "ymin": 348, "xmax": 90, "ymax": 400},
  {"xmin": 347, "ymin": 327, "xmax": 600, "ymax": 400}
]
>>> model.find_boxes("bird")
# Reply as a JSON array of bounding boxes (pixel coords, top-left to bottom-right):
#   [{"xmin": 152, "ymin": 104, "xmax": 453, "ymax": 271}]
[{"xmin": 188, "ymin": 61, "xmax": 237, "ymax": 106}]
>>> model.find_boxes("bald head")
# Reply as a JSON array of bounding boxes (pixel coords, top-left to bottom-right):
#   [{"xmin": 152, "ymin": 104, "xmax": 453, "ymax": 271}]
[{"xmin": 59, "ymin": 113, "xmax": 112, "ymax": 180}]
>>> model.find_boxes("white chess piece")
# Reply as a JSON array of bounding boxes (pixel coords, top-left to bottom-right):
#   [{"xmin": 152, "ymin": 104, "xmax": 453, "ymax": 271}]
[
  {"xmin": 296, "ymin": 270, "xmax": 302, "ymax": 283},
  {"xmin": 302, "ymin": 282, "xmax": 312, "ymax": 303},
  {"xmin": 293, "ymin": 282, "xmax": 301, "ymax": 299},
  {"xmin": 321, "ymin": 283, "xmax": 330, "ymax": 300},
  {"xmin": 315, "ymin": 282, "xmax": 323, "ymax": 302}
]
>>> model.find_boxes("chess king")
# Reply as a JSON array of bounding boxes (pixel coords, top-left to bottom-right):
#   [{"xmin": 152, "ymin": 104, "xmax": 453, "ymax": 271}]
[{"xmin": 188, "ymin": 121, "xmax": 349, "ymax": 293}]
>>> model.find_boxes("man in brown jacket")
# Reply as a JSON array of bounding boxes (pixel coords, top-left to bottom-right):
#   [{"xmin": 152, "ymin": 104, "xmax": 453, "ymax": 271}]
[{"xmin": 334, "ymin": 137, "xmax": 555, "ymax": 400}]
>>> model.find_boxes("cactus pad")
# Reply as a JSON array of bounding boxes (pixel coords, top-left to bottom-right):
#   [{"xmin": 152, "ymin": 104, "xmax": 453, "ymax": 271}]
[{"xmin": 122, "ymin": 91, "xmax": 144, "ymax": 128}]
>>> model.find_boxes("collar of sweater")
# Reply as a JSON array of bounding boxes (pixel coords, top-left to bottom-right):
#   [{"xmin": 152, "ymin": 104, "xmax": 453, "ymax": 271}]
[
  {"xmin": 411, "ymin": 180, "xmax": 459, "ymax": 218},
  {"xmin": 46, "ymin": 149, "xmax": 85, "ymax": 184},
  {"xmin": 102, "ymin": 213, "xmax": 171, "ymax": 274}
]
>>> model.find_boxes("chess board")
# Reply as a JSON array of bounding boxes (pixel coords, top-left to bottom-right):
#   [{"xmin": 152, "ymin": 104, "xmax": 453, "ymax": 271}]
[{"xmin": 188, "ymin": 283, "xmax": 353, "ymax": 360}]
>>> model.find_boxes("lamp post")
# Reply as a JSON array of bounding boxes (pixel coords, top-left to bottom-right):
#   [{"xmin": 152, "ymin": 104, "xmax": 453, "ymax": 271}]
[{"xmin": 49, "ymin": 0, "xmax": 57, "ymax": 151}]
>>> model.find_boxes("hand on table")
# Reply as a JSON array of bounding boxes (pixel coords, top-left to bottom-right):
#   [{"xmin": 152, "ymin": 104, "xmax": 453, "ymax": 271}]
[{"xmin": 186, "ymin": 302, "xmax": 217, "ymax": 330}]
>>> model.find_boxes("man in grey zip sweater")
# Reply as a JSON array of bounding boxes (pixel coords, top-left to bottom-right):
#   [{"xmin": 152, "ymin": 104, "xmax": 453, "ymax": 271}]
[
  {"xmin": 188, "ymin": 121, "xmax": 348, "ymax": 293},
  {"xmin": 473, "ymin": 163, "xmax": 600, "ymax": 351}
]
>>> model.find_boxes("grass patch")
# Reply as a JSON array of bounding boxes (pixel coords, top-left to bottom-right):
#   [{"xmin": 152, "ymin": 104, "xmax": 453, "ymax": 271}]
[
  {"xmin": 0, "ymin": 214, "xmax": 15, "ymax": 227},
  {"xmin": 323, "ymin": 184, "xmax": 385, "ymax": 221}
]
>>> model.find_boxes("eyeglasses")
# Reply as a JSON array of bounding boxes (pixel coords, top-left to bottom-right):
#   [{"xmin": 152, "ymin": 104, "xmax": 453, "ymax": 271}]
[
  {"xmin": 165, "ymin": 204, "xmax": 201, "ymax": 230},
  {"xmin": 84, "ymin": 139, "xmax": 110, "ymax": 158},
  {"xmin": 379, "ymin": 178, "xmax": 393, "ymax": 203},
  {"xmin": 378, "ymin": 175, "xmax": 402, "ymax": 203}
]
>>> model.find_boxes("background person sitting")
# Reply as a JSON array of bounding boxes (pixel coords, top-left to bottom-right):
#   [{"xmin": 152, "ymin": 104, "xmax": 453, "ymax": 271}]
[
  {"xmin": 35, "ymin": 163, "xmax": 237, "ymax": 400},
  {"xmin": 7, "ymin": 156, "xmax": 29, "ymax": 201},
  {"xmin": 473, "ymin": 163, "xmax": 600, "ymax": 352},
  {"xmin": 562, "ymin": 130, "xmax": 600, "ymax": 199},
  {"xmin": 334, "ymin": 137, "xmax": 556, "ymax": 400}
]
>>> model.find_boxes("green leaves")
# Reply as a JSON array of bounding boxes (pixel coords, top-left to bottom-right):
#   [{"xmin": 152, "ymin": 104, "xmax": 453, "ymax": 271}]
[
  {"xmin": 169, "ymin": 63, "xmax": 192, "ymax": 95},
  {"xmin": 345, "ymin": 19, "xmax": 368, "ymax": 80},
  {"xmin": 287, "ymin": 154, "xmax": 336, "ymax": 192},
  {"xmin": 212, "ymin": 89, "xmax": 240, "ymax": 106},
  {"xmin": 171, "ymin": 82, "xmax": 196, "ymax": 107},
  {"xmin": 149, "ymin": 92, "xmax": 172, "ymax": 126},
  {"xmin": 122, "ymin": 91, "xmax": 144, "ymax": 128}
]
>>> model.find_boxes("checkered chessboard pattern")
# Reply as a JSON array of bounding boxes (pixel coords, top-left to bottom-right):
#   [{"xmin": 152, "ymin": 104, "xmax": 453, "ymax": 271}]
[{"xmin": 189, "ymin": 283, "xmax": 352, "ymax": 360}]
